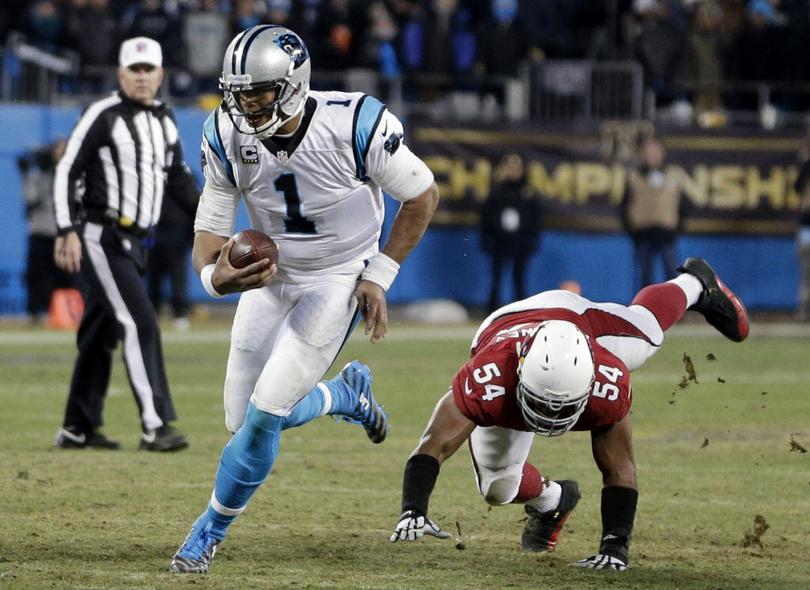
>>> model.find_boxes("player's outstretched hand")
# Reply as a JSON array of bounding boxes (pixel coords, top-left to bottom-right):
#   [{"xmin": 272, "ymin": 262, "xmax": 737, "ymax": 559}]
[
  {"xmin": 389, "ymin": 510, "xmax": 450, "ymax": 543},
  {"xmin": 574, "ymin": 554, "xmax": 628, "ymax": 571},
  {"xmin": 355, "ymin": 280, "xmax": 388, "ymax": 343},
  {"xmin": 212, "ymin": 240, "xmax": 276, "ymax": 294}
]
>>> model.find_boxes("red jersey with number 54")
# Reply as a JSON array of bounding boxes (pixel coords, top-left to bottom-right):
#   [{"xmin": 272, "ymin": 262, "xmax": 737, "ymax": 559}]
[{"xmin": 451, "ymin": 306, "xmax": 633, "ymax": 432}]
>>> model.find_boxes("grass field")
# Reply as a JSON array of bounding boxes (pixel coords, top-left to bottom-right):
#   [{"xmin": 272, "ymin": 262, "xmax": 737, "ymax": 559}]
[{"xmin": 2, "ymin": 320, "xmax": 809, "ymax": 590}]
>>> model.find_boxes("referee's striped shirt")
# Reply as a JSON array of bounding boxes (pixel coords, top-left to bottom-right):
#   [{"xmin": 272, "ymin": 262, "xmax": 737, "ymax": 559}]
[{"xmin": 54, "ymin": 91, "xmax": 198, "ymax": 236}]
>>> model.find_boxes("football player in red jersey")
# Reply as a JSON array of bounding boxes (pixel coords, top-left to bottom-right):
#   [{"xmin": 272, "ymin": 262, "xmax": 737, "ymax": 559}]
[{"xmin": 389, "ymin": 258, "xmax": 749, "ymax": 571}]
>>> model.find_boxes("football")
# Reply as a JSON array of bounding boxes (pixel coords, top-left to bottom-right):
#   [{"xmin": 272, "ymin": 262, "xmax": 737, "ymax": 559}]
[{"xmin": 228, "ymin": 229, "xmax": 279, "ymax": 269}]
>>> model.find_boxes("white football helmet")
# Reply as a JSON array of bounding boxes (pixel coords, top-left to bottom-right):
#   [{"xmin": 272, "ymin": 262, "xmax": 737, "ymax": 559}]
[
  {"xmin": 516, "ymin": 320, "xmax": 595, "ymax": 437},
  {"xmin": 219, "ymin": 25, "xmax": 311, "ymax": 139}
]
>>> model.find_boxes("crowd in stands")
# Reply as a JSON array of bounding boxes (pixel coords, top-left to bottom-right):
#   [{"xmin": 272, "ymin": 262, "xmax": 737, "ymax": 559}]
[{"xmin": 2, "ymin": 0, "xmax": 810, "ymax": 114}]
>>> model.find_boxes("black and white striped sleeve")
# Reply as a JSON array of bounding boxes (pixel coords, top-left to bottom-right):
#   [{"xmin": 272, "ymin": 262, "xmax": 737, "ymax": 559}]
[{"xmin": 53, "ymin": 97, "xmax": 112, "ymax": 235}]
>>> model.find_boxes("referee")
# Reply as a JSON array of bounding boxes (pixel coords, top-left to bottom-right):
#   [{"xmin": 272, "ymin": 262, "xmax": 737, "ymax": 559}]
[{"xmin": 53, "ymin": 37, "xmax": 199, "ymax": 452}]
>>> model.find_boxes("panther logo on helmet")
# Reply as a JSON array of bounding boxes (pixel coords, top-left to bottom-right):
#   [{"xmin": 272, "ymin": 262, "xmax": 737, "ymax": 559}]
[
  {"xmin": 516, "ymin": 320, "xmax": 595, "ymax": 437},
  {"xmin": 275, "ymin": 33, "xmax": 308, "ymax": 68}
]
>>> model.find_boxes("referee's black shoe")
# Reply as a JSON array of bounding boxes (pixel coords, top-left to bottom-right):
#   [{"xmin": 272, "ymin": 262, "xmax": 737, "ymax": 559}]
[
  {"xmin": 54, "ymin": 425, "xmax": 121, "ymax": 450},
  {"xmin": 140, "ymin": 424, "xmax": 189, "ymax": 452}
]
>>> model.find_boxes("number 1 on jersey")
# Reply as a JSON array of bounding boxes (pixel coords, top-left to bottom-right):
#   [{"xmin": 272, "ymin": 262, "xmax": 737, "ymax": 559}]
[{"xmin": 274, "ymin": 173, "xmax": 317, "ymax": 234}]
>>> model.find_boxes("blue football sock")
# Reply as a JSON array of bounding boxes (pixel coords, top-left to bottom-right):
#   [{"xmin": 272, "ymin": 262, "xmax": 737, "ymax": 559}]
[
  {"xmin": 206, "ymin": 402, "xmax": 282, "ymax": 539},
  {"xmin": 199, "ymin": 504, "xmax": 234, "ymax": 541},
  {"xmin": 281, "ymin": 375, "xmax": 357, "ymax": 431},
  {"xmin": 320, "ymin": 373, "xmax": 357, "ymax": 415},
  {"xmin": 282, "ymin": 386, "xmax": 326, "ymax": 430}
]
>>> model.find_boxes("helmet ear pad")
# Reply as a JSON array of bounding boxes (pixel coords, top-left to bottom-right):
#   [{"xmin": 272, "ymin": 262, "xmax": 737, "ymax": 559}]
[{"xmin": 516, "ymin": 321, "xmax": 595, "ymax": 437}]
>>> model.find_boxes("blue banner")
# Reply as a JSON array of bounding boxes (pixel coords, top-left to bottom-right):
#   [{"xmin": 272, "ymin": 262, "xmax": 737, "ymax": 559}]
[{"xmin": 0, "ymin": 105, "xmax": 801, "ymax": 314}]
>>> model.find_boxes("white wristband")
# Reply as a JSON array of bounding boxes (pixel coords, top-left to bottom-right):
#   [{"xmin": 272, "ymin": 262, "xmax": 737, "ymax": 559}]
[
  {"xmin": 360, "ymin": 253, "xmax": 400, "ymax": 291},
  {"xmin": 200, "ymin": 264, "xmax": 224, "ymax": 299}
]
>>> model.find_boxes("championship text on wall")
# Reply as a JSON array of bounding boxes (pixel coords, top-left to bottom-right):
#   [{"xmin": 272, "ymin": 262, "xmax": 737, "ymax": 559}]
[{"xmin": 409, "ymin": 121, "xmax": 805, "ymax": 235}]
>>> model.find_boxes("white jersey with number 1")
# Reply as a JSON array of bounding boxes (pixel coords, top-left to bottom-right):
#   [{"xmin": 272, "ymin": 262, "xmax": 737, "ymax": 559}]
[{"xmin": 194, "ymin": 90, "xmax": 434, "ymax": 274}]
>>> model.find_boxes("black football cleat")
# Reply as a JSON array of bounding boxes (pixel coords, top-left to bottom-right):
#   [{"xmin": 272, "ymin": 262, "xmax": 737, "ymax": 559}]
[
  {"xmin": 521, "ymin": 480, "xmax": 580, "ymax": 552},
  {"xmin": 677, "ymin": 257, "xmax": 749, "ymax": 342},
  {"xmin": 54, "ymin": 426, "xmax": 120, "ymax": 450},
  {"xmin": 139, "ymin": 424, "xmax": 189, "ymax": 452}
]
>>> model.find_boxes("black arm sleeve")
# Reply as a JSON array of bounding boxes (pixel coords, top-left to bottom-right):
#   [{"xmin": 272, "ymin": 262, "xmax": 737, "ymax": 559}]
[
  {"xmin": 599, "ymin": 485, "xmax": 638, "ymax": 563},
  {"xmin": 400, "ymin": 453, "xmax": 440, "ymax": 516}
]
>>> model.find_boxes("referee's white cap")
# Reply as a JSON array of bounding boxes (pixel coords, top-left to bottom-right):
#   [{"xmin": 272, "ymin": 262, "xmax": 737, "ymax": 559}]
[{"xmin": 119, "ymin": 37, "xmax": 163, "ymax": 69}]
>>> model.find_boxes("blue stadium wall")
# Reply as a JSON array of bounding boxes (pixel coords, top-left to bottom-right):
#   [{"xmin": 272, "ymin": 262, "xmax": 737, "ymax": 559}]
[{"xmin": 0, "ymin": 103, "xmax": 797, "ymax": 314}]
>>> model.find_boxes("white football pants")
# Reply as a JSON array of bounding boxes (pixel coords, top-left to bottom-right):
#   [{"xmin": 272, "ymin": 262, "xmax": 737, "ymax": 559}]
[{"xmin": 222, "ymin": 268, "xmax": 361, "ymax": 433}]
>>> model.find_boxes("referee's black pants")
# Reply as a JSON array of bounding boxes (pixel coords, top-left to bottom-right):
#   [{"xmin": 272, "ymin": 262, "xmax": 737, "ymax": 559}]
[{"xmin": 62, "ymin": 222, "xmax": 177, "ymax": 433}]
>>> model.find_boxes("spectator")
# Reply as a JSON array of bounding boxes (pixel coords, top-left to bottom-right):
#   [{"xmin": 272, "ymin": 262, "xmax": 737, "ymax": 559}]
[
  {"xmin": 230, "ymin": 0, "xmax": 266, "ymax": 38},
  {"xmin": 794, "ymin": 141, "xmax": 810, "ymax": 322},
  {"xmin": 312, "ymin": 0, "xmax": 358, "ymax": 71},
  {"xmin": 423, "ymin": 0, "xmax": 476, "ymax": 78},
  {"xmin": 631, "ymin": 0, "xmax": 688, "ymax": 106},
  {"xmin": 24, "ymin": 0, "xmax": 64, "ymax": 51},
  {"xmin": 521, "ymin": 0, "xmax": 586, "ymax": 60},
  {"xmin": 64, "ymin": 0, "xmax": 119, "ymax": 93},
  {"xmin": 390, "ymin": 0, "xmax": 476, "ymax": 78},
  {"xmin": 64, "ymin": 0, "xmax": 117, "ymax": 67},
  {"xmin": 18, "ymin": 138, "xmax": 80, "ymax": 325},
  {"xmin": 359, "ymin": 1, "xmax": 401, "ymax": 76},
  {"xmin": 390, "ymin": 0, "xmax": 426, "ymax": 74},
  {"xmin": 120, "ymin": 0, "xmax": 184, "ymax": 67},
  {"xmin": 726, "ymin": 0, "xmax": 789, "ymax": 102},
  {"xmin": 147, "ymin": 185, "xmax": 199, "ymax": 332},
  {"xmin": 267, "ymin": 0, "xmax": 295, "ymax": 27},
  {"xmin": 476, "ymin": 0, "xmax": 529, "ymax": 78},
  {"xmin": 297, "ymin": 0, "xmax": 325, "ymax": 41},
  {"xmin": 621, "ymin": 136, "xmax": 686, "ymax": 290},
  {"xmin": 182, "ymin": 0, "xmax": 230, "ymax": 90},
  {"xmin": 679, "ymin": 0, "xmax": 725, "ymax": 119},
  {"xmin": 475, "ymin": 0, "xmax": 530, "ymax": 108},
  {"xmin": 480, "ymin": 153, "xmax": 541, "ymax": 312}
]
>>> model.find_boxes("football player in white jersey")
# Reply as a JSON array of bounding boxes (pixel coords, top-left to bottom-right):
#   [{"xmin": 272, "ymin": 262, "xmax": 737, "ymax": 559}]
[{"xmin": 169, "ymin": 26, "xmax": 439, "ymax": 574}]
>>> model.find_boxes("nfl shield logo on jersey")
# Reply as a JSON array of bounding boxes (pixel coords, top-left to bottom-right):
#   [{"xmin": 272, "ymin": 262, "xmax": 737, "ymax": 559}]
[{"xmin": 277, "ymin": 150, "xmax": 289, "ymax": 165}]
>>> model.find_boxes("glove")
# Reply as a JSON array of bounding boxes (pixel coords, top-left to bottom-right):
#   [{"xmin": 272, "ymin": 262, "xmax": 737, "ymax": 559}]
[
  {"xmin": 574, "ymin": 554, "xmax": 628, "ymax": 571},
  {"xmin": 389, "ymin": 510, "xmax": 450, "ymax": 543}
]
